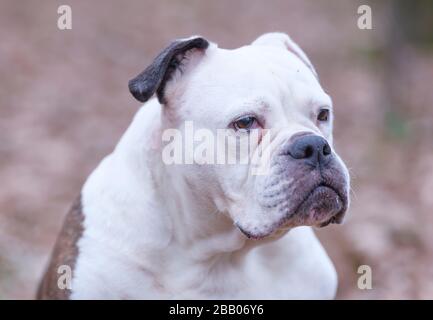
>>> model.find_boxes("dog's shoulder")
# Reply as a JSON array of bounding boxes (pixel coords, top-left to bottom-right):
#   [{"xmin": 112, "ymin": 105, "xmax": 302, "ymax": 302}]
[{"xmin": 36, "ymin": 196, "xmax": 84, "ymax": 300}]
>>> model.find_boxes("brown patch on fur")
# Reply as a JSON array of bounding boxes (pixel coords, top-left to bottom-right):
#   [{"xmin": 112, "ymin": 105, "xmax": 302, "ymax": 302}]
[{"xmin": 36, "ymin": 196, "xmax": 84, "ymax": 300}]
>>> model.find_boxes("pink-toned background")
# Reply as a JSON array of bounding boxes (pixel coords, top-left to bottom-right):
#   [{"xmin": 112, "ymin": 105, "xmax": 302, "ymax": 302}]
[{"xmin": 1, "ymin": 0, "xmax": 433, "ymax": 299}]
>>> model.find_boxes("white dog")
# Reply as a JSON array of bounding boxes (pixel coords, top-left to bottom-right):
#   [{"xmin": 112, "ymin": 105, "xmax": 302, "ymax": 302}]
[{"xmin": 37, "ymin": 32, "xmax": 350, "ymax": 299}]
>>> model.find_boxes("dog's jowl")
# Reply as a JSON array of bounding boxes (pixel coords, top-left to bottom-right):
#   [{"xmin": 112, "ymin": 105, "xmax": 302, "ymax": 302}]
[{"xmin": 37, "ymin": 33, "xmax": 350, "ymax": 300}]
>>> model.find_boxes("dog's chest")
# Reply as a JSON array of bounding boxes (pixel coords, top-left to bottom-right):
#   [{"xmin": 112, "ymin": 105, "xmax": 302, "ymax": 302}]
[{"xmin": 71, "ymin": 228, "xmax": 337, "ymax": 299}]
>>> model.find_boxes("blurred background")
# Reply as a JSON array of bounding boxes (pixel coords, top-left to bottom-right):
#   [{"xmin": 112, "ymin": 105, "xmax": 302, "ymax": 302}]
[{"xmin": 1, "ymin": 0, "xmax": 433, "ymax": 299}]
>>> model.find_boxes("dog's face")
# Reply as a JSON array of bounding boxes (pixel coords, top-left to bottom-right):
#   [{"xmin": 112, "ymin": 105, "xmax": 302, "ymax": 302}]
[{"xmin": 129, "ymin": 33, "xmax": 350, "ymax": 239}]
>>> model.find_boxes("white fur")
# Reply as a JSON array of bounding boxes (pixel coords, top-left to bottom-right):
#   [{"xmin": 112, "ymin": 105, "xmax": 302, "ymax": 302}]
[{"xmin": 71, "ymin": 33, "xmax": 344, "ymax": 299}]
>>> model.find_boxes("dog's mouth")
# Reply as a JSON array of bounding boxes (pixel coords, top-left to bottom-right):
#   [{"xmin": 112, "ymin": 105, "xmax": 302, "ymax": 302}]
[
  {"xmin": 236, "ymin": 180, "xmax": 348, "ymax": 240},
  {"xmin": 291, "ymin": 182, "xmax": 346, "ymax": 228}
]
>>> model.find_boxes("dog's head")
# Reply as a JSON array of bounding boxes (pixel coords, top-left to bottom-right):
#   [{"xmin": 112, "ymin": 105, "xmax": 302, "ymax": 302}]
[{"xmin": 129, "ymin": 33, "xmax": 350, "ymax": 239}]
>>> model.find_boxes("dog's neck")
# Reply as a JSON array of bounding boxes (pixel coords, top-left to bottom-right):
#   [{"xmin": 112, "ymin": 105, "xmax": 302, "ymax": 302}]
[
  {"xmin": 150, "ymin": 129, "xmax": 249, "ymax": 262},
  {"xmin": 158, "ymin": 168, "xmax": 248, "ymax": 259},
  {"xmin": 83, "ymin": 102, "xmax": 249, "ymax": 268}
]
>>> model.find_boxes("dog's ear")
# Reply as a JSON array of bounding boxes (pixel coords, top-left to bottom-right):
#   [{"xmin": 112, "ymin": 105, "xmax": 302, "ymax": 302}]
[
  {"xmin": 252, "ymin": 32, "xmax": 318, "ymax": 80},
  {"xmin": 129, "ymin": 36, "xmax": 210, "ymax": 104}
]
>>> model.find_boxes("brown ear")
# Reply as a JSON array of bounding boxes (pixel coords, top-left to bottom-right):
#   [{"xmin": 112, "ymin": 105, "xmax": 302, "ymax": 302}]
[
  {"xmin": 128, "ymin": 36, "xmax": 209, "ymax": 104},
  {"xmin": 252, "ymin": 32, "xmax": 318, "ymax": 80}
]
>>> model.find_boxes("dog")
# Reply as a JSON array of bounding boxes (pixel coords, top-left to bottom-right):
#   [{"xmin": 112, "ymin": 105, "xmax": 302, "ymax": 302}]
[{"xmin": 37, "ymin": 32, "xmax": 350, "ymax": 299}]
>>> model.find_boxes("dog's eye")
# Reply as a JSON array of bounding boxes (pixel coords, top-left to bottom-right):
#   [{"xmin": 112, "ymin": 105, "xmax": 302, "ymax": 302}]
[
  {"xmin": 317, "ymin": 109, "xmax": 329, "ymax": 122},
  {"xmin": 233, "ymin": 116, "xmax": 257, "ymax": 131}
]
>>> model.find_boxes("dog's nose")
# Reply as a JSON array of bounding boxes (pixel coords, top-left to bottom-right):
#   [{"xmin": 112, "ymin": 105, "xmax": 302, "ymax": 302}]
[{"xmin": 287, "ymin": 134, "xmax": 332, "ymax": 166}]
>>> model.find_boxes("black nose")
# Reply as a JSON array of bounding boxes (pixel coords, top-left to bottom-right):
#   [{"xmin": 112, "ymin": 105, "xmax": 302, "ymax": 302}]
[{"xmin": 287, "ymin": 134, "xmax": 332, "ymax": 166}]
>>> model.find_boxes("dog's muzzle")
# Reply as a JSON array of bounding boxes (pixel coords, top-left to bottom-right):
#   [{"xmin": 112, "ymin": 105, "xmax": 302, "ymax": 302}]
[
  {"xmin": 237, "ymin": 132, "xmax": 349, "ymax": 239},
  {"xmin": 285, "ymin": 133, "xmax": 346, "ymax": 227}
]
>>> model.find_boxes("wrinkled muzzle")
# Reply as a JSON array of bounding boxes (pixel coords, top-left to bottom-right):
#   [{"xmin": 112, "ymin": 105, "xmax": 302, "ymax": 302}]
[{"xmin": 236, "ymin": 132, "xmax": 350, "ymax": 239}]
